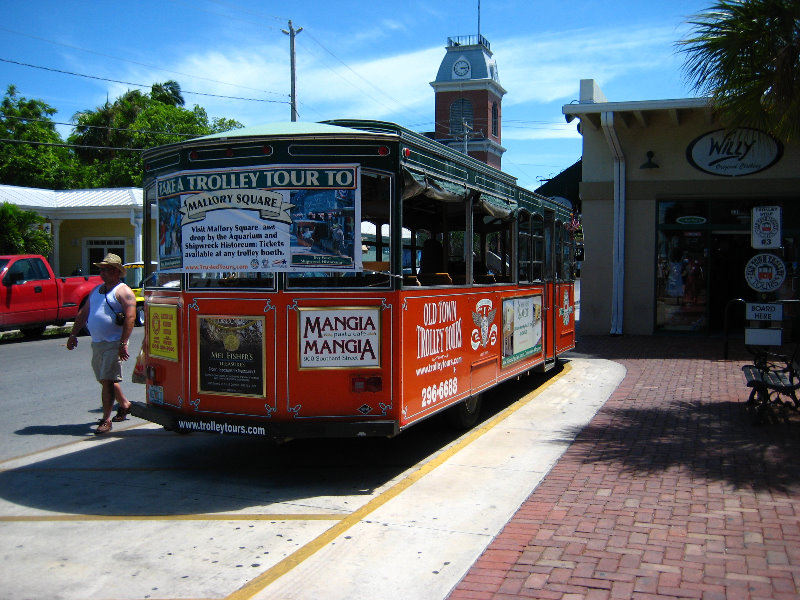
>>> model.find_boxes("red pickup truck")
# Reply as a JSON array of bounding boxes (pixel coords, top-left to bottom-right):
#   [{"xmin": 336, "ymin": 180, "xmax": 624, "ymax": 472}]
[{"xmin": 0, "ymin": 254, "xmax": 103, "ymax": 338}]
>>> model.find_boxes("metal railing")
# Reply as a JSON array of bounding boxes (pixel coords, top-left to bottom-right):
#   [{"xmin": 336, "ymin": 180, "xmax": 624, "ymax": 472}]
[{"xmin": 447, "ymin": 35, "xmax": 490, "ymax": 50}]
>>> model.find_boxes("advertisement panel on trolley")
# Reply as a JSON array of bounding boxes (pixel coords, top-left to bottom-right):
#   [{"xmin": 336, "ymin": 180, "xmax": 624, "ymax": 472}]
[
  {"xmin": 403, "ymin": 291, "xmax": 545, "ymax": 421},
  {"xmin": 156, "ymin": 164, "xmax": 362, "ymax": 273}
]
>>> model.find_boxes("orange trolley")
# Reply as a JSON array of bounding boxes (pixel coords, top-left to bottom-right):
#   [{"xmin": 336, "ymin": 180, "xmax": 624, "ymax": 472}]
[{"xmin": 134, "ymin": 120, "xmax": 576, "ymax": 440}]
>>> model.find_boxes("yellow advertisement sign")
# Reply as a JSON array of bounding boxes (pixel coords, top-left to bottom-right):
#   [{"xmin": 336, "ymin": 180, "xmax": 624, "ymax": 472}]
[{"xmin": 148, "ymin": 304, "xmax": 178, "ymax": 360}]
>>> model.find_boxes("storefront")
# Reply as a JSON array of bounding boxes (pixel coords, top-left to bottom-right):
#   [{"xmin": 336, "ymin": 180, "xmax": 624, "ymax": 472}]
[{"xmin": 564, "ymin": 80, "xmax": 799, "ymax": 336}]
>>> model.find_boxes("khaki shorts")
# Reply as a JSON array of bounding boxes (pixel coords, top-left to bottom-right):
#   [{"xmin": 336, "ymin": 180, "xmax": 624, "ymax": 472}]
[{"xmin": 91, "ymin": 340, "xmax": 122, "ymax": 383}]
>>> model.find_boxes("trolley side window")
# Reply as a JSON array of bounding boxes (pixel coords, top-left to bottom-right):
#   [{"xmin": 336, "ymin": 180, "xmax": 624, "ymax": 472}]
[
  {"xmin": 402, "ymin": 185, "xmax": 466, "ymax": 287},
  {"xmin": 402, "ymin": 182, "xmax": 517, "ymax": 287},
  {"xmin": 472, "ymin": 193, "xmax": 515, "ymax": 284},
  {"xmin": 518, "ymin": 210, "xmax": 532, "ymax": 283},
  {"xmin": 559, "ymin": 221, "xmax": 576, "ymax": 282},
  {"xmin": 526, "ymin": 214, "xmax": 544, "ymax": 282},
  {"xmin": 543, "ymin": 211, "xmax": 554, "ymax": 281}
]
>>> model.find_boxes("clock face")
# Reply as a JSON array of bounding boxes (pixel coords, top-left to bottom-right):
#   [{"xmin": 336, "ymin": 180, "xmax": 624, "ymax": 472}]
[{"xmin": 453, "ymin": 59, "xmax": 470, "ymax": 77}]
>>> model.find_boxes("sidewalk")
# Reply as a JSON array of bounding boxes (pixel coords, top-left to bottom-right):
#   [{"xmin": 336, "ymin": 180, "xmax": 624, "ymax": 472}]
[{"xmin": 448, "ymin": 334, "xmax": 800, "ymax": 600}]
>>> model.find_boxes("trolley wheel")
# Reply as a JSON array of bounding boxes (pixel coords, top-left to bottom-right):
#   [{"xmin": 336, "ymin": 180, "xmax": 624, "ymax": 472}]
[{"xmin": 445, "ymin": 394, "xmax": 482, "ymax": 430}]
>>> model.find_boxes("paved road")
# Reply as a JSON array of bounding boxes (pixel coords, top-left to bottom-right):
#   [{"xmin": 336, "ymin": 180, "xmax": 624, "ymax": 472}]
[
  {"xmin": 0, "ymin": 327, "xmax": 622, "ymax": 600},
  {"xmin": 0, "ymin": 327, "xmax": 145, "ymax": 461}
]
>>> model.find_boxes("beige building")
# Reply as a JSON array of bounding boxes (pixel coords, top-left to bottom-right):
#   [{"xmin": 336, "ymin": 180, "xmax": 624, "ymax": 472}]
[
  {"xmin": 564, "ymin": 80, "xmax": 799, "ymax": 336},
  {"xmin": 0, "ymin": 185, "xmax": 147, "ymax": 276}
]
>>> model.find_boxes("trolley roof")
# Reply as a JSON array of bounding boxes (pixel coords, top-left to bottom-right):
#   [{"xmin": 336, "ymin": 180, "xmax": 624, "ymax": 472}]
[{"xmin": 141, "ymin": 119, "xmax": 572, "ymax": 215}]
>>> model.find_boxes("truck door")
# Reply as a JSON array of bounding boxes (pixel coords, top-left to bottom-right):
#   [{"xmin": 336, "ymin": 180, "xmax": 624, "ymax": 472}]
[{"xmin": 1, "ymin": 258, "xmax": 56, "ymax": 325}]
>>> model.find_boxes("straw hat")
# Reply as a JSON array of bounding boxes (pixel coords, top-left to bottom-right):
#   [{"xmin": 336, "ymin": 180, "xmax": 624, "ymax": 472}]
[{"xmin": 93, "ymin": 253, "xmax": 126, "ymax": 276}]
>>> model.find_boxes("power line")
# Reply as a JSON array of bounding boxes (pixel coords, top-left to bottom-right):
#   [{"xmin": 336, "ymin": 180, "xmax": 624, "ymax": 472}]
[
  {"xmin": 0, "ymin": 113, "xmax": 203, "ymax": 138},
  {"xmin": 0, "ymin": 26, "xmax": 286, "ymax": 98},
  {"xmin": 0, "ymin": 138, "xmax": 144, "ymax": 152},
  {"xmin": 0, "ymin": 58, "xmax": 290, "ymax": 104}
]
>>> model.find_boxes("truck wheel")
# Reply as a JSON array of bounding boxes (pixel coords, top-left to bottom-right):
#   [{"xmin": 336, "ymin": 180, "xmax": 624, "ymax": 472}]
[
  {"xmin": 20, "ymin": 325, "xmax": 46, "ymax": 338},
  {"xmin": 445, "ymin": 394, "xmax": 482, "ymax": 430},
  {"xmin": 135, "ymin": 304, "xmax": 145, "ymax": 327}
]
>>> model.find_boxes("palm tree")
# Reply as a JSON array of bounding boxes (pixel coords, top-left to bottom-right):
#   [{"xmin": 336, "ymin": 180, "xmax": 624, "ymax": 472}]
[
  {"xmin": 151, "ymin": 80, "xmax": 185, "ymax": 106},
  {"xmin": 70, "ymin": 89, "xmax": 150, "ymax": 160},
  {"xmin": 677, "ymin": 0, "xmax": 800, "ymax": 142}
]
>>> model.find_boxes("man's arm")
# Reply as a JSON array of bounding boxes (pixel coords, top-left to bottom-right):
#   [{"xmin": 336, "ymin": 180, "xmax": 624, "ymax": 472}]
[
  {"xmin": 116, "ymin": 283, "xmax": 137, "ymax": 361},
  {"xmin": 66, "ymin": 297, "xmax": 91, "ymax": 350}
]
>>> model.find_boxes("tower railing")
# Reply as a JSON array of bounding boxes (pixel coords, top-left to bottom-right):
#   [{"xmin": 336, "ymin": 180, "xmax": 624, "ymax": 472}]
[{"xmin": 447, "ymin": 35, "xmax": 490, "ymax": 50}]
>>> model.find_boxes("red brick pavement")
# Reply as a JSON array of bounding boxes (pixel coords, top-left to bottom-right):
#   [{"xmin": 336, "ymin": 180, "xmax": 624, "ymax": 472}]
[{"xmin": 447, "ymin": 335, "xmax": 800, "ymax": 600}]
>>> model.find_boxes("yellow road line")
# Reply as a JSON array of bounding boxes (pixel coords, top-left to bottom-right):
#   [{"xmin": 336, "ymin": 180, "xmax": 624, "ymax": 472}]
[{"xmin": 226, "ymin": 364, "xmax": 572, "ymax": 600}]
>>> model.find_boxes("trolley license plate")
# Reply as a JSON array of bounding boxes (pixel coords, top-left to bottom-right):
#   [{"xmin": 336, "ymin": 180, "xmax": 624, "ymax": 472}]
[{"xmin": 148, "ymin": 385, "xmax": 164, "ymax": 405}]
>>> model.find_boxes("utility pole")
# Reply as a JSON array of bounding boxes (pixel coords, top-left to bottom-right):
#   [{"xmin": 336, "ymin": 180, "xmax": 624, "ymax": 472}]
[
  {"xmin": 458, "ymin": 119, "xmax": 481, "ymax": 155},
  {"xmin": 281, "ymin": 20, "xmax": 303, "ymax": 122}
]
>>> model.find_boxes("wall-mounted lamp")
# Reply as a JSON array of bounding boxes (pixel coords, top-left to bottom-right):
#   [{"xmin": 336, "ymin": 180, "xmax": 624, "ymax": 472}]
[
  {"xmin": 564, "ymin": 113, "xmax": 575, "ymax": 123},
  {"xmin": 640, "ymin": 150, "xmax": 659, "ymax": 169}
]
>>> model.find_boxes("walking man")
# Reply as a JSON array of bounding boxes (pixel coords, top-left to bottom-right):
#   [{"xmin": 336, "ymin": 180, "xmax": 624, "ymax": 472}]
[{"xmin": 66, "ymin": 253, "xmax": 136, "ymax": 434}]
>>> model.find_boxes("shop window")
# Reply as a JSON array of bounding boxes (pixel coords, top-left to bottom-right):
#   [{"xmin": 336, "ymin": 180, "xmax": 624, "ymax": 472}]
[{"xmin": 656, "ymin": 231, "xmax": 708, "ymax": 332}]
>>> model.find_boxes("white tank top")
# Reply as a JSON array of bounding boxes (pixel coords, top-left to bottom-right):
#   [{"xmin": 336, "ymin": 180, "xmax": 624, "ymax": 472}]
[{"xmin": 88, "ymin": 283, "xmax": 123, "ymax": 342}]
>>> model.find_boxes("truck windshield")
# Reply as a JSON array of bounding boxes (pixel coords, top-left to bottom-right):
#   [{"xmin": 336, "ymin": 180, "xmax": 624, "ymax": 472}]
[{"xmin": 0, "ymin": 259, "xmax": 8, "ymax": 272}]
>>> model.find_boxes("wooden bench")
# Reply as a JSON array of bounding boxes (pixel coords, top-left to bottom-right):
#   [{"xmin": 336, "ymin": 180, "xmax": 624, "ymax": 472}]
[{"xmin": 742, "ymin": 353, "xmax": 800, "ymax": 424}]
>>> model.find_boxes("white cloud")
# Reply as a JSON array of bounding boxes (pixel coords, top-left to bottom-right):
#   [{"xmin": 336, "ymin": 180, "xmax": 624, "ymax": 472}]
[
  {"xmin": 104, "ymin": 19, "xmax": 687, "ymax": 131},
  {"xmin": 497, "ymin": 25, "xmax": 681, "ymax": 106}
]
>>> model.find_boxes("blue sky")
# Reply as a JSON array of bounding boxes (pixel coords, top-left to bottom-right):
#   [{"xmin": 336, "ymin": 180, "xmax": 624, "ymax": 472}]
[{"xmin": 1, "ymin": 0, "xmax": 711, "ymax": 191}]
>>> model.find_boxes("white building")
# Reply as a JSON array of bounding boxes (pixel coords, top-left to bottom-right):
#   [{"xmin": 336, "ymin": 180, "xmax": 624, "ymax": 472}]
[{"xmin": 564, "ymin": 80, "xmax": 799, "ymax": 335}]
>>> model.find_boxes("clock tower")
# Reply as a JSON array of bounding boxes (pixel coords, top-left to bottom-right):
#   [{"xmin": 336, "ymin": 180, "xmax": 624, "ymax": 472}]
[{"xmin": 430, "ymin": 35, "xmax": 506, "ymax": 169}]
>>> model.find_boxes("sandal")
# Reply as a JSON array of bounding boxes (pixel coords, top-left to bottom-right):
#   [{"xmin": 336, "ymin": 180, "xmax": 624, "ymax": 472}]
[
  {"xmin": 111, "ymin": 405, "xmax": 131, "ymax": 422},
  {"xmin": 95, "ymin": 419, "xmax": 112, "ymax": 435}
]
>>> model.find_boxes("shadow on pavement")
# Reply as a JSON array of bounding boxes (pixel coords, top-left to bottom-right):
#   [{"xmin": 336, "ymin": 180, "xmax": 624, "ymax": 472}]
[
  {"xmin": 560, "ymin": 334, "xmax": 800, "ymax": 494},
  {"xmin": 563, "ymin": 401, "xmax": 800, "ymax": 493},
  {"xmin": 0, "ymin": 370, "xmax": 554, "ymax": 517}
]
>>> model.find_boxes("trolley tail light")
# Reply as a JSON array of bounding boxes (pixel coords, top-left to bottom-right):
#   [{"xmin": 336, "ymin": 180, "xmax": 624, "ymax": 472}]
[
  {"xmin": 351, "ymin": 376, "xmax": 382, "ymax": 393},
  {"xmin": 146, "ymin": 364, "xmax": 161, "ymax": 385}
]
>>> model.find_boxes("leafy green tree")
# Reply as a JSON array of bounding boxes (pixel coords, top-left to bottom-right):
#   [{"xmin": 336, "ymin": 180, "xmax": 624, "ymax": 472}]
[
  {"xmin": 0, "ymin": 85, "xmax": 79, "ymax": 189},
  {"xmin": 151, "ymin": 80, "xmax": 185, "ymax": 106},
  {"xmin": 70, "ymin": 89, "xmax": 150, "ymax": 165},
  {"xmin": 678, "ymin": 0, "xmax": 800, "ymax": 142},
  {"xmin": 71, "ymin": 82, "xmax": 243, "ymax": 187},
  {"xmin": 0, "ymin": 202, "xmax": 53, "ymax": 255}
]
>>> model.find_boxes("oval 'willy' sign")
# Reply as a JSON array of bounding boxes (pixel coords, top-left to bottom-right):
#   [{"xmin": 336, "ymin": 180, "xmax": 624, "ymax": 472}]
[{"xmin": 686, "ymin": 128, "xmax": 783, "ymax": 177}]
